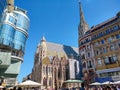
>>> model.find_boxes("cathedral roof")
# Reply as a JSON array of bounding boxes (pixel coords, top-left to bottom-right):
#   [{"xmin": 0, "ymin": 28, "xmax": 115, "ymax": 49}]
[{"xmin": 46, "ymin": 42, "xmax": 78, "ymax": 60}]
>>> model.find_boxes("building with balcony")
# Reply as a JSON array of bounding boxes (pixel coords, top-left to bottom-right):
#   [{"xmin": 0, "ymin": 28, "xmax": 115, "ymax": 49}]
[
  {"xmin": 78, "ymin": 2, "xmax": 120, "ymax": 84},
  {"xmin": 0, "ymin": 0, "xmax": 29, "ymax": 87},
  {"xmin": 91, "ymin": 12, "xmax": 120, "ymax": 82},
  {"xmin": 31, "ymin": 36, "xmax": 80, "ymax": 90}
]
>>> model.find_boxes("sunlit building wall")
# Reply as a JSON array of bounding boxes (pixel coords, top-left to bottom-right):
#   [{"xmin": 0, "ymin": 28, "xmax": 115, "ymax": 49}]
[{"xmin": 78, "ymin": 2, "xmax": 120, "ymax": 84}]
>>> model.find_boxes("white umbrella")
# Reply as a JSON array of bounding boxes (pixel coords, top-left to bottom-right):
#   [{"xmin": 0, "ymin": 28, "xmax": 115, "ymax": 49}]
[
  {"xmin": 101, "ymin": 81, "xmax": 114, "ymax": 85},
  {"xmin": 0, "ymin": 86, "xmax": 4, "ymax": 88},
  {"xmin": 90, "ymin": 82, "xmax": 101, "ymax": 85},
  {"xmin": 17, "ymin": 80, "xmax": 41, "ymax": 87},
  {"xmin": 114, "ymin": 81, "xmax": 120, "ymax": 84}
]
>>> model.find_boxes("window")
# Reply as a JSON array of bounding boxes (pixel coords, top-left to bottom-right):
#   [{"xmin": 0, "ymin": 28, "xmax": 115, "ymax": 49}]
[
  {"xmin": 116, "ymin": 34, "xmax": 120, "ymax": 39},
  {"xmin": 88, "ymin": 52, "xmax": 90, "ymax": 57},
  {"xmin": 105, "ymin": 56, "xmax": 117, "ymax": 64},
  {"xmin": 108, "ymin": 37, "xmax": 112, "ymax": 42},
  {"xmin": 106, "ymin": 29, "xmax": 110, "ymax": 34},
  {"xmin": 101, "ymin": 39, "xmax": 105, "ymax": 44},
  {"xmin": 8, "ymin": 15, "xmax": 16, "ymax": 24},
  {"xmin": 105, "ymin": 57, "xmax": 109, "ymax": 64},
  {"xmin": 95, "ymin": 42, "xmax": 98, "ymax": 46},
  {"xmin": 118, "ymin": 42, "xmax": 120, "ymax": 48},
  {"xmin": 83, "ymin": 62, "xmax": 86, "ymax": 68},
  {"xmin": 87, "ymin": 45, "xmax": 90, "ymax": 49},
  {"xmin": 98, "ymin": 58, "xmax": 102, "ymax": 65},
  {"xmin": 48, "ymin": 67, "xmax": 50, "ymax": 74},
  {"xmin": 82, "ymin": 54, "xmax": 85, "ymax": 59},
  {"xmin": 43, "ymin": 66, "xmax": 46, "ymax": 74},
  {"xmin": 103, "ymin": 47, "xmax": 107, "ymax": 53},
  {"xmin": 88, "ymin": 61, "xmax": 92, "ymax": 68},
  {"xmin": 46, "ymin": 66, "xmax": 48, "ymax": 74},
  {"xmin": 113, "ymin": 26, "xmax": 119, "ymax": 30},
  {"xmin": 49, "ymin": 78, "xmax": 52, "ymax": 86},
  {"xmin": 96, "ymin": 50, "xmax": 99, "ymax": 55},
  {"xmin": 110, "ymin": 45, "xmax": 114, "ymax": 50},
  {"xmin": 99, "ymin": 32, "xmax": 103, "ymax": 37},
  {"xmin": 113, "ymin": 55, "xmax": 117, "ymax": 62},
  {"xmin": 108, "ymin": 57, "xmax": 112, "ymax": 63}
]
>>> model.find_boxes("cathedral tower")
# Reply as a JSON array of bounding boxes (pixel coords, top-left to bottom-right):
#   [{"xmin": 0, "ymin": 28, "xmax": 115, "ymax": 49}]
[
  {"xmin": 78, "ymin": 2, "xmax": 89, "ymax": 38},
  {"xmin": 39, "ymin": 36, "xmax": 47, "ymax": 60}
]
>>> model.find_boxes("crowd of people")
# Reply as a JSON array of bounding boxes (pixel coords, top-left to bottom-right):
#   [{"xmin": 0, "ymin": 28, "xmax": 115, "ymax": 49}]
[{"xmin": 60, "ymin": 83, "xmax": 120, "ymax": 90}]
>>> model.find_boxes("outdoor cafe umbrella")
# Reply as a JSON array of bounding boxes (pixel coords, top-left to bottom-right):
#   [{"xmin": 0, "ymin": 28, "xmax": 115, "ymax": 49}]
[
  {"xmin": 89, "ymin": 82, "xmax": 101, "ymax": 85},
  {"xmin": 17, "ymin": 80, "xmax": 41, "ymax": 87},
  {"xmin": 101, "ymin": 81, "xmax": 114, "ymax": 85},
  {"xmin": 114, "ymin": 81, "xmax": 120, "ymax": 84},
  {"xmin": 0, "ymin": 86, "xmax": 4, "ymax": 88}
]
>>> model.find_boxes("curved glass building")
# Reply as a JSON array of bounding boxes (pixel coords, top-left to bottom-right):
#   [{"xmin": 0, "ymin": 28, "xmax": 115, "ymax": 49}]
[
  {"xmin": 0, "ymin": 7, "xmax": 29, "ymax": 53},
  {"xmin": 0, "ymin": 0, "xmax": 30, "ymax": 86},
  {"xmin": 0, "ymin": 0, "xmax": 7, "ymax": 20}
]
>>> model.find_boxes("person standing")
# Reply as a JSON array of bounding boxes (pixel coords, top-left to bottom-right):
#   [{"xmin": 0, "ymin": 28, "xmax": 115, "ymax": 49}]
[{"xmin": 80, "ymin": 83, "xmax": 85, "ymax": 90}]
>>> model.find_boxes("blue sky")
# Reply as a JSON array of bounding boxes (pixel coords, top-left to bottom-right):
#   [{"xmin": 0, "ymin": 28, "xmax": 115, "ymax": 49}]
[{"xmin": 15, "ymin": 0, "xmax": 120, "ymax": 82}]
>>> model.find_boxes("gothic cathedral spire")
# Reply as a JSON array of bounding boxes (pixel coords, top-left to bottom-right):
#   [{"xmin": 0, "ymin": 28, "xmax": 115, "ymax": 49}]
[{"xmin": 78, "ymin": 2, "xmax": 89, "ymax": 38}]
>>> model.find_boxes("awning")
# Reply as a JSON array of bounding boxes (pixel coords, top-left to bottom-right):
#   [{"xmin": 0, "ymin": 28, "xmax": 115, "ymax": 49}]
[
  {"xmin": 96, "ymin": 67, "xmax": 120, "ymax": 74},
  {"xmin": 95, "ymin": 77, "xmax": 113, "ymax": 83},
  {"xmin": 64, "ymin": 80, "xmax": 83, "ymax": 83}
]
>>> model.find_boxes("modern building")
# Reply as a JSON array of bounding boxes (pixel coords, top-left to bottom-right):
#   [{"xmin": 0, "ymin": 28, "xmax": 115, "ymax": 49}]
[
  {"xmin": 31, "ymin": 37, "xmax": 80, "ymax": 90},
  {"xmin": 0, "ymin": 0, "xmax": 7, "ymax": 20},
  {"xmin": 0, "ymin": 0, "xmax": 29, "ymax": 87},
  {"xmin": 78, "ymin": 2, "xmax": 120, "ymax": 84}
]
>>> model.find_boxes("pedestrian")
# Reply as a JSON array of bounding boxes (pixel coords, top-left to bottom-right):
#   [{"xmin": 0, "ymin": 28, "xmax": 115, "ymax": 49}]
[{"xmin": 79, "ymin": 83, "xmax": 85, "ymax": 90}]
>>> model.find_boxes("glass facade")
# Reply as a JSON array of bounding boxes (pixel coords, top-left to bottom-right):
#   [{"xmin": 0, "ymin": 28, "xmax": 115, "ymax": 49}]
[
  {"xmin": 0, "ymin": 0, "xmax": 7, "ymax": 21},
  {"xmin": 0, "ymin": 7, "xmax": 30, "ymax": 53},
  {"xmin": 0, "ymin": 24, "xmax": 15, "ymax": 47}
]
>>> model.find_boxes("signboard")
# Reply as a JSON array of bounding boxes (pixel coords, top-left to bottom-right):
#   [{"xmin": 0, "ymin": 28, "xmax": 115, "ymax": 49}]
[
  {"xmin": 5, "ymin": 78, "xmax": 16, "ymax": 86},
  {"xmin": 112, "ymin": 75, "xmax": 120, "ymax": 81}
]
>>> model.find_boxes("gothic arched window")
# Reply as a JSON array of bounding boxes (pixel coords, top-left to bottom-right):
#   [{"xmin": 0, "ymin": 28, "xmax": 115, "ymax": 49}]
[
  {"xmin": 74, "ymin": 62, "xmax": 77, "ymax": 73},
  {"xmin": 49, "ymin": 78, "xmax": 52, "ymax": 86}
]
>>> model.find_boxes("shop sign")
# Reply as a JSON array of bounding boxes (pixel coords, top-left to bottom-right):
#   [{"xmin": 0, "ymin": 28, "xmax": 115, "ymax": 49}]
[{"xmin": 112, "ymin": 75, "xmax": 120, "ymax": 81}]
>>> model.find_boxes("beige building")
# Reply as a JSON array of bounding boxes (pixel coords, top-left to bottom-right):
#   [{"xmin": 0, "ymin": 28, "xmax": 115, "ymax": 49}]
[
  {"xmin": 31, "ymin": 37, "xmax": 80, "ymax": 90},
  {"xmin": 78, "ymin": 2, "xmax": 120, "ymax": 84}
]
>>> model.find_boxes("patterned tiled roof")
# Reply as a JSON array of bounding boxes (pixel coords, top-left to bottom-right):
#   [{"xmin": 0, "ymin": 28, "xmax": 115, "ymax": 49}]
[{"xmin": 46, "ymin": 42, "xmax": 78, "ymax": 59}]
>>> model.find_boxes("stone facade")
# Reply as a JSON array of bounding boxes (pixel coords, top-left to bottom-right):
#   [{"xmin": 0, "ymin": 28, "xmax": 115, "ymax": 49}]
[{"xmin": 31, "ymin": 37, "xmax": 80, "ymax": 90}]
